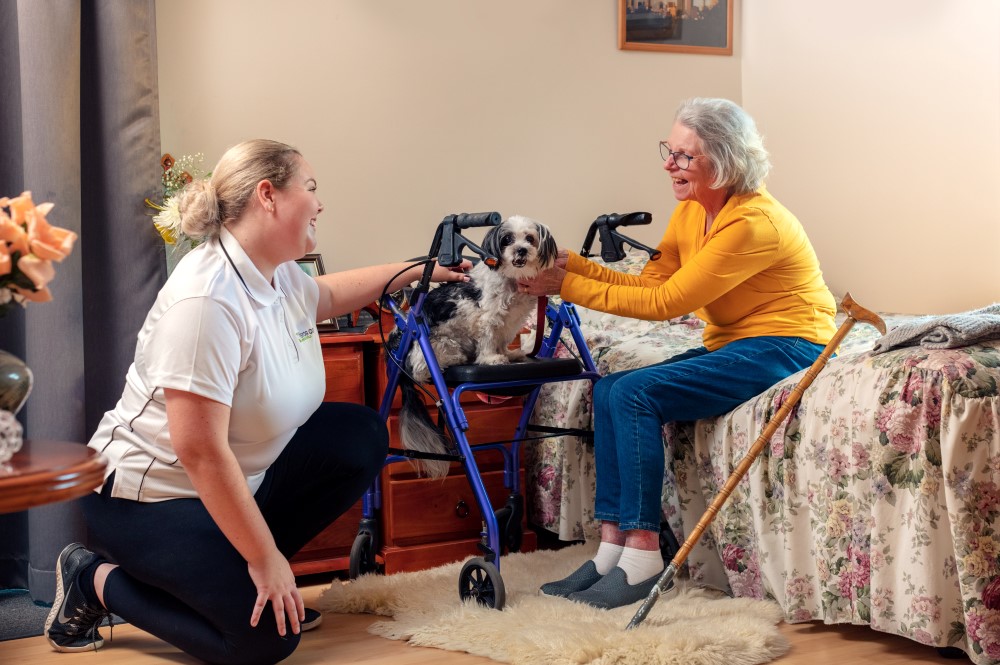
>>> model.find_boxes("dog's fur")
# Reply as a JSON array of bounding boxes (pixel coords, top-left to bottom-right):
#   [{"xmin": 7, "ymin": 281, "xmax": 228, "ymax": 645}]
[{"xmin": 393, "ymin": 215, "xmax": 558, "ymax": 477}]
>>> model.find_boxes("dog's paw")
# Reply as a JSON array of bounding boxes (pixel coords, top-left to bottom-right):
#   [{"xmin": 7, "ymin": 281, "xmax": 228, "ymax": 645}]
[
  {"xmin": 506, "ymin": 349, "xmax": 528, "ymax": 363},
  {"xmin": 477, "ymin": 354, "xmax": 510, "ymax": 366}
]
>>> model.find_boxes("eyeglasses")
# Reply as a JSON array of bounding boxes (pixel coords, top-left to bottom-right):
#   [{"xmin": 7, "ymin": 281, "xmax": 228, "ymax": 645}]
[{"xmin": 659, "ymin": 141, "xmax": 701, "ymax": 170}]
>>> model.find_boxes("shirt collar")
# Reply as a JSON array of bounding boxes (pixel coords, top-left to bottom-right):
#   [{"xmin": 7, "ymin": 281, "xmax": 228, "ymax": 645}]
[{"xmin": 217, "ymin": 226, "xmax": 283, "ymax": 306}]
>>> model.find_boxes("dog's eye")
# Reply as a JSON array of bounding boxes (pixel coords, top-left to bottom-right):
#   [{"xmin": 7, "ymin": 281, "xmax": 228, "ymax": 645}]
[
  {"xmin": 526, "ymin": 234, "xmax": 535, "ymax": 245},
  {"xmin": 500, "ymin": 233, "xmax": 514, "ymax": 247}
]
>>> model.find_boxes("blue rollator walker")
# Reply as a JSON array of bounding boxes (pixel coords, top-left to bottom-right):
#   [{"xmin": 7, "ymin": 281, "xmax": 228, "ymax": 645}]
[{"xmin": 348, "ymin": 210, "xmax": 660, "ymax": 610}]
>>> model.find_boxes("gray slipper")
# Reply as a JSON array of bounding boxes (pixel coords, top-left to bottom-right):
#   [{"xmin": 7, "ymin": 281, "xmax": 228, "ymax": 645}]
[
  {"xmin": 539, "ymin": 560, "xmax": 603, "ymax": 597},
  {"xmin": 567, "ymin": 566, "xmax": 666, "ymax": 609}
]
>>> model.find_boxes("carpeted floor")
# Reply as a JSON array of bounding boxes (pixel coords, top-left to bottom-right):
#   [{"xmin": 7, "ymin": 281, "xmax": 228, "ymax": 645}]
[
  {"xmin": 319, "ymin": 543, "xmax": 791, "ymax": 665},
  {"xmin": 0, "ymin": 589, "xmax": 122, "ymax": 642},
  {"xmin": 0, "ymin": 589, "xmax": 52, "ymax": 641}
]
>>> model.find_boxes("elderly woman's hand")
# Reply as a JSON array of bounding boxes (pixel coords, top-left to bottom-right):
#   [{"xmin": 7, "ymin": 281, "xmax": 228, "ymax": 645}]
[
  {"xmin": 431, "ymin": 258, "xmax": 472, "ymax": 283},
  {"xmin": 518, "ymin": 265, "xmax": 566, "ymax": 296}
]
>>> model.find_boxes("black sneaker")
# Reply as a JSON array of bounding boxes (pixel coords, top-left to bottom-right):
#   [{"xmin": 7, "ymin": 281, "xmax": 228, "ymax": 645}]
[
  {"xmin": 301, "ymin": 607, "xmax": 323, "ymax": 632},
  {"xmin": 44, "ymin": 543, "xmax": 110, "ymax": 653}
]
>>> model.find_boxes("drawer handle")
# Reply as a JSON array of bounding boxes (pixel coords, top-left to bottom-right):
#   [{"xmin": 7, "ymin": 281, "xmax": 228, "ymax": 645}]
[{"xmin": 455, "ymin": 499, "xmax": 470, "ymax": 519}]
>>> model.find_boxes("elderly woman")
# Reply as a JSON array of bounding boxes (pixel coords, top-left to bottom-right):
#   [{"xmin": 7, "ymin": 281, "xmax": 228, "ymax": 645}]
[{"xmin": 521, "ymin": 98, "xmax": 837, "ymax": 609}]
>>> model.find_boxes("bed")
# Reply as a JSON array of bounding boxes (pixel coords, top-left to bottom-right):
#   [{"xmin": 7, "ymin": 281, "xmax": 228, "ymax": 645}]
[{"xmin": 524, "ymin": 250, "xmax": 1000, "ymax": 664}]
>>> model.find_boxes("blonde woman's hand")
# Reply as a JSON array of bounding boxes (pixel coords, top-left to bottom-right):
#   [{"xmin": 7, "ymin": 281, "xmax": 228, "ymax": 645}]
[
  {"xmin": 248, "ymin": 549, "xmax": 304, "ymax": 636},
  {"xmin": 431, "ymin": 258, "xmax": 472, "ymax": 283}
]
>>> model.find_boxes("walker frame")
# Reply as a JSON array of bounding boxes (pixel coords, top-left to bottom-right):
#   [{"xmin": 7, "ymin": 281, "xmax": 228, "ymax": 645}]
[{"xmin": 348, "ymin": 211, "xmax": 654, "ymax": 609}]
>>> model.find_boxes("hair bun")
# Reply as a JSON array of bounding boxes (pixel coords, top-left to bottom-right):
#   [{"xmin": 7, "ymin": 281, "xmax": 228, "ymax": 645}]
[{"xmin": 177, "ymin": 178, "xmax": 222, "ymax": 240}]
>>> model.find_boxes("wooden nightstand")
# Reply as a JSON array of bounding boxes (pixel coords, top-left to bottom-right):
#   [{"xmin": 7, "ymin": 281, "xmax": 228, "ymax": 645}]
[
  {"xmin": 289, "ymin": 331, "xmax": 375, "ymax": 575},
  {"xmin": 289, "ymin": 330, "xmax": 536, "ymax": 576},
  {"xmin": 372, "ymin": 350, "xmax": 537, "ymax": 574}
]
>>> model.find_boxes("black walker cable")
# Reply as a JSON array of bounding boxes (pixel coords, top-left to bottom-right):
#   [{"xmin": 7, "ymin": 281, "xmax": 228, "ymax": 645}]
[{"xmin": 374, "ymin": 258, "xmax": 443, "ymax": 408}]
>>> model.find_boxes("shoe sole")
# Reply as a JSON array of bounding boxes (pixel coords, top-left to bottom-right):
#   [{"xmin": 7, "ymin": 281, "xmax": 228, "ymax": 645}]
[
  {"xmin": 301, "ymin": 609, "xmax": 323, "ymax": 632},
  {"xmin": 44, "ymin": 545, "xmax": 104, "ymax": 653}
]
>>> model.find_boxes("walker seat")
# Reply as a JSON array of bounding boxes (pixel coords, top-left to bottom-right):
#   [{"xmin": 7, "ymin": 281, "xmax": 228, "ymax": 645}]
[{"xmin": 443, "ymin": 357, "xmax": 585, "ymax": 396}]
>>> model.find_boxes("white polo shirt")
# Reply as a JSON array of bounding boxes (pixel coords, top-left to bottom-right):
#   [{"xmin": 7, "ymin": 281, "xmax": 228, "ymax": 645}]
[{"xmin": 89, "ymin": 227, "xmax": 326, "ymax": 502}]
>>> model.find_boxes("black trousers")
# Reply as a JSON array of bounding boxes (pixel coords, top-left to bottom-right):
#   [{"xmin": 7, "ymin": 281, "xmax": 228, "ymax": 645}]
[{"xmin": 82, "ymin": 402, "xmax": 388, "ymax": 665}]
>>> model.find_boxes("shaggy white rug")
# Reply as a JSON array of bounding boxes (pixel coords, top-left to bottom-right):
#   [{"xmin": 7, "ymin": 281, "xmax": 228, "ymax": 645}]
[{"xmin": 318, "ymin": 543, "xmax": 790, "ymax": 665}]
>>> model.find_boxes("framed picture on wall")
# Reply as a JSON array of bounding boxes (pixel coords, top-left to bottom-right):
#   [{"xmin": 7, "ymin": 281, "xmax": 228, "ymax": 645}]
[
  {"xmin": 295, "ymin": 253, "xmax": 326, "ymax": 278},
  {"xmin": 618, "ymin": 0, "xmax": 733, "ymax": 55},
  {"xmin": 295, "ymin": 253, "xmax": 339, "ymax": 332}
]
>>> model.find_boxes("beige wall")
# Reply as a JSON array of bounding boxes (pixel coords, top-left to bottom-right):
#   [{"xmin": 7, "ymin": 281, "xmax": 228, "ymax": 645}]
[
  {"xmin": 742, "ymin": 2, "xmax": 1000, "ymax": 314},
  {"xmin": 155, "ymin": 1, "xmax": 740, "ymax": 275},
  {"xmin": 157, "ymin": 1, "xmax": 999, "ymax": 315}
]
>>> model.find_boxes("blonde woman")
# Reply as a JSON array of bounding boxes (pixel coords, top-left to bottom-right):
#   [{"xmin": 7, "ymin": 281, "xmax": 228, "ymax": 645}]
[{"xmin": 46, "ymin": 139, "xmax": 469, "ymax": 663}]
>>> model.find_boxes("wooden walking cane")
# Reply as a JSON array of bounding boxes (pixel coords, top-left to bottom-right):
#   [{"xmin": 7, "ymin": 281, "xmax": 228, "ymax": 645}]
[{"xmin": 626, "ymin": 293, "xmax": 886, "ymax": 630}]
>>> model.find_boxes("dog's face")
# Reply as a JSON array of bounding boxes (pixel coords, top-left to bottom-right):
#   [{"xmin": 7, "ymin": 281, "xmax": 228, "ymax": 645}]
[{"xmin": 481, "ymin": 215, "xmax": 558, "ymax": 280}]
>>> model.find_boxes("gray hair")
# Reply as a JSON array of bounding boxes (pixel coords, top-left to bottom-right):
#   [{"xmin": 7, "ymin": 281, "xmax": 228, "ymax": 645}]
[
  {"xmin": 177, "ymin": 139, "xmax": 301, "ymax": 239},
  {"xmin": 674, "ymin": 98, "xmax": 770, "ymax": 194}
]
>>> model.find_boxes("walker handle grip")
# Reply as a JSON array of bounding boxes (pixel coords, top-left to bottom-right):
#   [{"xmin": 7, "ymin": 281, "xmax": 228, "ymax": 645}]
[
  {"xmin": 436, "ymin": 211, "xmax": 502, "ymax": 268},
  {"xmin": 446, "ymin": 212, "xmax": 502, "ymax": 229},
  {"xmin": 604, "ymin": 211, "xmax": 652, "ymax": 229}
]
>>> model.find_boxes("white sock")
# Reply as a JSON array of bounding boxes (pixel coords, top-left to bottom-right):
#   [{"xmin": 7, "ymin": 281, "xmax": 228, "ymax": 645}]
[
  {"xmin": 591, "ymin": 542, "xmax": 624, "ymax": 575},
  {"xmin": 617, "ymin": 547, "xmax": 664, "ymax": 584}
]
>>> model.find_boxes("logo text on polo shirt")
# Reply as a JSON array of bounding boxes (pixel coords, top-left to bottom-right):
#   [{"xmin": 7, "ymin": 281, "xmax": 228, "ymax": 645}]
[{"xmin": 296, "ymin": 328, "xmax": 315, "ymax": 343}]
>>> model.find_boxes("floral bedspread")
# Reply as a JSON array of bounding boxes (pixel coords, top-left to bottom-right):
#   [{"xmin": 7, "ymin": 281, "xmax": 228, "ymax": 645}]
[{"xmin": 524, "ymin": 252, "xmax": 1000, "ymax": 663}]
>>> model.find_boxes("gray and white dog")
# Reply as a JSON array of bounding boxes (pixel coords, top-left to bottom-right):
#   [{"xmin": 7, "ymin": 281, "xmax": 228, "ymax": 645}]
[{"xmin": 394, "ymin": 215, "xmax": 558, "ymax": 477}]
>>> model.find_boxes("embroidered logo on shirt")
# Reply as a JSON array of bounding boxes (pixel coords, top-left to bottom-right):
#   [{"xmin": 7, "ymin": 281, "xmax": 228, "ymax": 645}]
[{"xmin": 296, "ymin": 328, "xmax": 315, "ymax": 343}]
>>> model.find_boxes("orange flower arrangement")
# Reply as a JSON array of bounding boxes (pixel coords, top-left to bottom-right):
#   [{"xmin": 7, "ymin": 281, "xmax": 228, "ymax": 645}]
[{"xmin": 0, "ymin": 191, "xmax": 77, "ymax": 313}]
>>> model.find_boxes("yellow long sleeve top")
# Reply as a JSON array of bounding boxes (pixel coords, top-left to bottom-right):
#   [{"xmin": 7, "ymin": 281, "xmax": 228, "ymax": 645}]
[{"xmin": 560, "ymin": 188, "xmax": 837, "ymax": 351}]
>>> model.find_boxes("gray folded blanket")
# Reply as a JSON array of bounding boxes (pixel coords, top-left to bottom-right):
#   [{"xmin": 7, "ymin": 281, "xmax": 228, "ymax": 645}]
[{"xmin": 871, "ymin": 303, "xmax": 1000, "ymax": 354}]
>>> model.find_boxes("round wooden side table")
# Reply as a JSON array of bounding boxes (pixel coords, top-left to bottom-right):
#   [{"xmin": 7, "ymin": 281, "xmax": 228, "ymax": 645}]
[{"xmin": 0, "ymin": 439, "xmax": 106, "ymax": 513}]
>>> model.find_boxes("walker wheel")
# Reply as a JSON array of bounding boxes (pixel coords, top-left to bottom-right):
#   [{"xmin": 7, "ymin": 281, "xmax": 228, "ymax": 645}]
[
  {"xmin": 458, "ymin": 558, "xmax": 505, "ymax": 610},
  {"xmin": 349, "ymin": 532, "xmax": 379, "ymax": 579}
]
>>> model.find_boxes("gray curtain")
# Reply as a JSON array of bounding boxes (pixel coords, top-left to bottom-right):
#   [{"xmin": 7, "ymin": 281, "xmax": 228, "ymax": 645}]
[{"xmin": 0, "ymin": 0, "xmax": 165, "ymax": 602}]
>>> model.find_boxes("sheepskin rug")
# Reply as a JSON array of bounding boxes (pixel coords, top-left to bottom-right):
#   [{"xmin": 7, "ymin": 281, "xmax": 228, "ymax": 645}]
[{"xmin": 318, "ymin": 543, "xmax": 789, "ymax": 665}]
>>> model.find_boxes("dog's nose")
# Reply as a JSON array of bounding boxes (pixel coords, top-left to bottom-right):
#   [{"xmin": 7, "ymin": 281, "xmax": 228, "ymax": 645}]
[{"xmin": 515, "ymin": 247, "xmax": 528, "ymax": 257}]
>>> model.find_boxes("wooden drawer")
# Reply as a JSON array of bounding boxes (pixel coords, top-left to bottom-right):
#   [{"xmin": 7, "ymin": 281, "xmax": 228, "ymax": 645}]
[
  {"xmin": 322, "ymin": 342, "xmax": 365, "ymax": 404},
  {"xmin": 385, "ymin": 402, "xmax": 525, "ymax": 478},
  {"xmin": 382, "ymin": 468, "xmax": 525, "ymax": 547}
]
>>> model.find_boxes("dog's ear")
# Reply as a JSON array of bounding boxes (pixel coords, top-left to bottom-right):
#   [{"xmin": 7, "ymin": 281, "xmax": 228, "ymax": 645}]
[
  {"xmin": 535, "ymin": 222, "xmax": 558, "ymax": 268},
  {"xmin": 481, "ymin": 224, "xmax": 503, "ymax": 270}
]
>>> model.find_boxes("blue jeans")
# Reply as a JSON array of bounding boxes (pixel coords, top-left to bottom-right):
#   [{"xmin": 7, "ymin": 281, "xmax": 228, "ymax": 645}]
[{"xmin": 592, "ymin": 336, "xmax": 825, "ymax": 532}]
